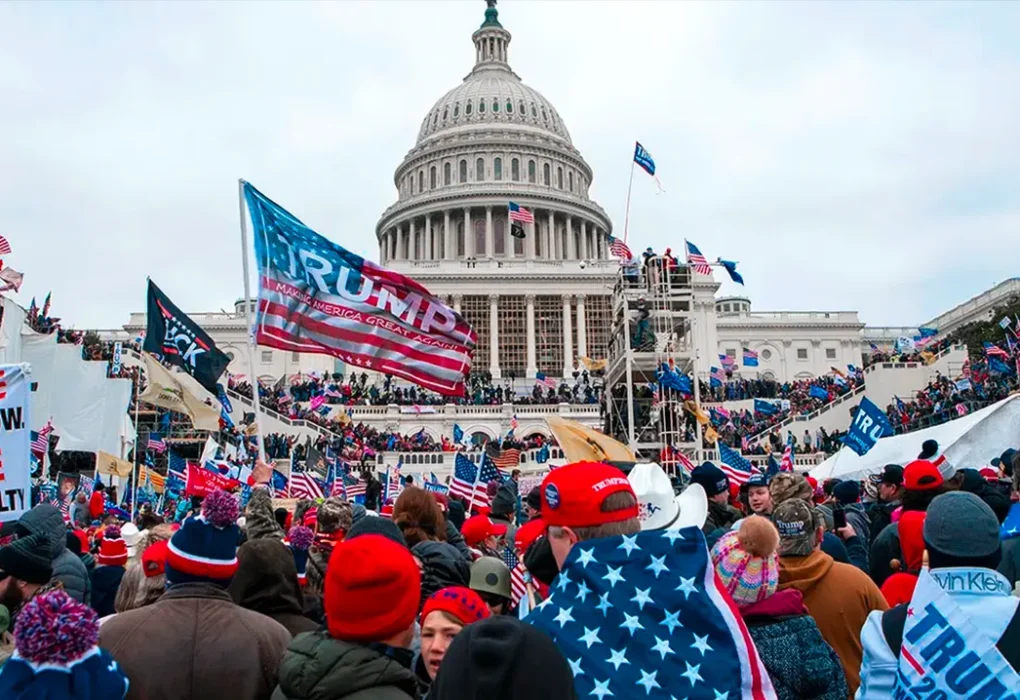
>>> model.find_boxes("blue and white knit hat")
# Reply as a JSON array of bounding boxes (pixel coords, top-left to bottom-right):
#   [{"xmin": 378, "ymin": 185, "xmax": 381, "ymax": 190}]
[
  {"xmin": 166, "ymin": 490, "xmax": 241, "ymax": 587},
  {"xmin": 285, "ymin": 525, "xmax": 314, "ymax": 587},
  {"xmin": 0, "ymin": 590, "xmax": 129, "ymax": 699}
]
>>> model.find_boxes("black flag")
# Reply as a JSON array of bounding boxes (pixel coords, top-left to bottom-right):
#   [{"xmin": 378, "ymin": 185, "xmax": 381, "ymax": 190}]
[{"xmin": 144, "ymin": 279, "xmax": 230, "ymax": 393}]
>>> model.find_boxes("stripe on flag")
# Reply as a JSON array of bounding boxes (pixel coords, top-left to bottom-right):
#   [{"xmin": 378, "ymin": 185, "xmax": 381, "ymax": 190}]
[
  {"xmin": 607, "ymin": 235, "xmax": 632, "ymax": 260},
  {"xmin": 685, "ymin": 240, "xmax": 713, "ymax": 275},
  {"xmin": 0, "ymin": 235, "xmax": 11, "ymax": 257},
  {"xmin": 290, "ymin": 470, "xmax": 325, "ymax": 500},
  {"xmin": 508, "ymin": 201, "xmax": 534, "ymax": 224}
]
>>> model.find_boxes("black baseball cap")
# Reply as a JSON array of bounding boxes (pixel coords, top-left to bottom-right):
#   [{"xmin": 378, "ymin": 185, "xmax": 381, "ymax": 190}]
[
  {"xmin": 746, "ymin": 473, "xmax": 770, "ymax": 488},
  {"xmin": 869, "ymin": 464, "xmax": 904, "ymax": 486}
]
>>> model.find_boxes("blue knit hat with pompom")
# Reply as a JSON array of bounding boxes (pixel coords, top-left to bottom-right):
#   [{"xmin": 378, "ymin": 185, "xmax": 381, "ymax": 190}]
[
  {"xmin": 0, "ymin": 589, "xmax": 129, "ymax": 699},
  {"xmin": 165, "ymin": 489, "xmax": 241, "ymax": 587},
  {"xmin": 285, "ymin": 525, "xmax": 314, "ymax": 586}
]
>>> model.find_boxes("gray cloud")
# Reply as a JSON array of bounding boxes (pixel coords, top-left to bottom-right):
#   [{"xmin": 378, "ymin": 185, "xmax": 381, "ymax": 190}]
[{"xmin": 0, "ymin": 0, "xmax": 1016, "ymax": 329}]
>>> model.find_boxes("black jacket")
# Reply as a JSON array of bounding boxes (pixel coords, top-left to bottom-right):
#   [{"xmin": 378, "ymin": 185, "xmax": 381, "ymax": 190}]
[
  {"xmin": 229, "ymin": 539, "xmax": 320, "ymax": 638},
  {"xmin": 410, "ymin": 541, "xmax": 471, "ymax": 611},
  {"xmin": 272, "ymin": 633, "xmax": 416, "ymax": 700},
  {"xmin": 443, "ymin": 521, "xmax": 472, "ymax": 561},
  {"xmin": 90, "ymin": 565, "xmax": 125, "ymax": 618}
]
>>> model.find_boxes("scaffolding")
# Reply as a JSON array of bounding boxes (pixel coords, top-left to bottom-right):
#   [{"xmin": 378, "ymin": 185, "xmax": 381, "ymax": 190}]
[{"xmin": 604, "ymin": 256, "xmax": 703, "ymax": 476}]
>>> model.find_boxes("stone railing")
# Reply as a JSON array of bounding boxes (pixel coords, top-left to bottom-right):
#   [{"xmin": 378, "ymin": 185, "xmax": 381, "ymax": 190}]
[{"xmin": 748, "ymin": 384, "xmax": 866, "ymax": 441}]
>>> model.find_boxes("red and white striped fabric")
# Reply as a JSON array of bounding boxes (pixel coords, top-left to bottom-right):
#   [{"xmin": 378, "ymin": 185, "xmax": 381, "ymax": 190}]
[
  {"xmin": 779, "ymin": 444, "xmax": 794, "ymax": 472},
  {"xmin": 290, "ymin": 470, "xmax": 324, "ymax": 500},
  {"xmin": 509, "ymin": 562, "xmax": 528, "ymax": 606},
  {"xmin": 0, "ymin": 235, "xmax": 11, "ymax": 257}
]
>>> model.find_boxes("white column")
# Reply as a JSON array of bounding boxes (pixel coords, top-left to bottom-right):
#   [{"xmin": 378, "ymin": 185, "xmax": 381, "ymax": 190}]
[
  {"xmin": 453, "ymin": 294, "xmax": 462, "ymax": 314},
  {"xmin": 565, "ymin": 215, "xmax": 575, "ymax": 260},
  {"xmin": 391, "ymin": 227, "xmax": 399, "ymax": 260},
  {"xmin": 443, "ymin": 210, "xmax": 452, "ymax": 260},
  {"xmin": 580, "ymin": 220, "xmax": 588, "ymax": 259},
  {"xmin": 485, "ymin": 206, "xmax": 494, "ymax": 259},
  {"xmin": 464, "ymin": 208, "xmax": 473, "ymax": 258},
  {"xmin": 424, "ymin": 215, "xmax": 432, "ymax": 260},
  {"xmin": 489, "ymin": 293, "xmax": 500, "ymax": 378},
  {"xmin": 409, "ymin": 219, "xmax": 417, "ymax": 259},
  {"xmin": 526, "ymin": 216, "xmax": 536, "ymax": 260},
  {"xmin": 562, "ymin": 294, "xmax": 573, "ymax": 377},
  {"xmin": 547, "ymin": 210, "xmax": 556, "ymax": 260},
  {"xmin": 379, "ymin": 231, "xmax": 387, "ymax": 264},
  {"xmin": 526, "ymin": 293, "xmax": 537, "ymax": 377},
  {"xmin": 506, "ymin": 206, "xmax": 514, "ymax": 258},
  {"xmin": 576, "ymin": 293, "xmax": 587, "ymax": 359}
]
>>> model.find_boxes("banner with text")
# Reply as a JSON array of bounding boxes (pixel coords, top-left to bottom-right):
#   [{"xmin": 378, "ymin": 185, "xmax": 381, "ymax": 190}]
[{"xmin": 0, "ymin": 365, "xmax": 31, "ymax": 522}]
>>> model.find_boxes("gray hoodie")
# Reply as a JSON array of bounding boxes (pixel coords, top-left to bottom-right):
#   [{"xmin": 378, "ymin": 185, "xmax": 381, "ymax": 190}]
[{"xmin": 16, "ymin": 504, "xmax": 90, "ymax": 603}]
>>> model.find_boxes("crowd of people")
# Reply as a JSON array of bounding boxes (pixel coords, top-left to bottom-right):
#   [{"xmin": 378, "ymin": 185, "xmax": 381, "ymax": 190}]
[{"xmin": 4, "ymin": 434, "xmax": 1020, "ymax": 699}]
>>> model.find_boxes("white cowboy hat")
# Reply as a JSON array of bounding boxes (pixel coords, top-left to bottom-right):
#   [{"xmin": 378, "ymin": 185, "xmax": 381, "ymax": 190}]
[{"xmin": 628, "ymin": 463, "xmax": 708, "ymax": 531}]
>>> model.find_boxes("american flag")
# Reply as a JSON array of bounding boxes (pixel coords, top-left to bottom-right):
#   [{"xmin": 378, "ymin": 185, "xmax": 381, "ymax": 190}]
[
  {"xmin": 487, "ymin": 444, "xmax": 521, "ymax": 470},
  {"xmin": 502, "ymin": 546, "xmax": 528, "ymax": 607},
  {"xmin": 508, "ymin": 201, "xmax": 534, "ymax": 224},
  {"xmin": 607, "ymin": 235, "xmax": 632, "ymax": 260},
  {"xmin": 718, "ymin": 443, "xmax": 756, "ymax": 485},
  {"xmin": 290, "ymin": 468, "xmax": 325, "ymax": 500},
  {"xmin": 244, "ymin": 182, "xmax": 476, "ymax": 397},
  {"xmin": 685, "ymin": 240, "xmax": 713, "ymax": 275},
  {"xmin": 676, "ymin": 450, "xmax": 696, "ymax": 475},
  {"xmin": 710, "ymin": 367, "xmax": 726, "ymax": 385},
  {"xmin": 31, "ymin": 421, "xmax": 53, "ymax": 456},
  {"xmin": 527, "ymin": 529, "xmax": 775, "ymax": 699},
  {"xmin": 452, "ymin": 455, "xmax": 483, "ymax": 504},
  {"xmin": 719, "ymin": 354, "xmax": 736, "ymax": 370},
  {"xmin": 984, "ymin": 342, "xmax": 1009, "ymax": 359},
  {"xmin": 779, "ymin": 437, "xmax": 795, "ymax": 472},
  {"xmin": 146, "ymin": 432, "xmax": 167, "ymax": 453},
  {"xmin": 384, "ymin": 462, "xmax": 403, "ymax": 502},
  {"xmin": 741, "ymin": 435, "xmax": 752, "ymax": 452},
  {"xmin": 535, "ymin": 372, "xmax": 558, "ymax": 389},
  {"xmin": 0, "ymin": 235, "xmax": 11, "ymax": 257},
  {"xmin": 742, "ymin": 348, "xmax": 759, "ymax": 366}
]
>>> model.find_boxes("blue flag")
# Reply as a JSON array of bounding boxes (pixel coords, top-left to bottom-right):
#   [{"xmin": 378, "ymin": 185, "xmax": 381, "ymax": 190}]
[
  {"xmin": 718, "ymin": 259, "xmax": 744, "ymax": 285},
  {"xmin": 754, "ymin": 399, "xmax": 778, "ymax": 416},
  {"xmin": 767, "ymin": 454, "xmax": 781, "ymax": 477},
  {"xmin": 843, "ymin": 397, "xmax": 894, "ymax": 456},
  {"xmin": 453, "ymin": 424, "xmax": 464, "ymax": 444},
  {"xmin": 989, "ymin": 357, "xmax": 1012, "ymax": 375},
  {"xmin": 633, "ymin": 141, "xmax": 656, "ymax": 175},
  {"xmin": 808, "ymin": 385, "xmax": 829, "ymax": 400},
  {"xmin": 527, "ymin": 529, "xmax": 772, "ymax": 698}
]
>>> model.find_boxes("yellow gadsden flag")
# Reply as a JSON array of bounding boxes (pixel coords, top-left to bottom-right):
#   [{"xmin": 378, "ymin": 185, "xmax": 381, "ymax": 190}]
[
  {"xmin": 578, "ymin": 357, "xmax": 608, "ymax": 372},
  {"xmin": 545, "ymin": 415, "xmax": 635, "ymax": 464},
  {"xmin": 96, "ymin": 451, "xmax": 134, "ymax": 479},
  {"xmin": 138, "ymin": 352, "xmax": 222, "ymax": 431}
]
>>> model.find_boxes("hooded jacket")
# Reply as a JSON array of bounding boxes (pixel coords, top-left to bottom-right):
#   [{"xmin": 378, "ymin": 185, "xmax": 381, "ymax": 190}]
[
  {"xmin": 410, "ymin": 541, "xmax": 471, "ymax": 611},
  {"xmin": 271, "ymin": 632, "xmax": 417, "ymax": 700},
  {"xmin": 703, "ymin": 499, "xmax": 742, "ymax": 538},
  {"xmin": 740, "ymin": 589, "xmax": 849, "ymax": 700},
  {"xmin": 443, "ymin": 520, "xmax": 472, "ymax": 561},
  {"xmin": 16, "ymin": 504, "xmax": 90, "ymax": 604},
  {"xmin": 229, "ymin": 539, "xmax": 320, "ymax": 638},
  {"xmin": 878, "ymin": 511, "xmax": 925, "ymax": 607},
  {"xmin": 90, "ymin": 564, "xmax": 125, "ymax": 618},
  {"xmin": 778, "ymin": 549, "xmax": 888, "ymax": 695}
]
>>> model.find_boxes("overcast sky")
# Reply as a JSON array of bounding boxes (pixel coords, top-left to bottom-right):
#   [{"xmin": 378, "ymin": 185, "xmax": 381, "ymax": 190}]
[{"xmin": 2, "ymin": 0, "xmax": 1018, "ymax": 330}]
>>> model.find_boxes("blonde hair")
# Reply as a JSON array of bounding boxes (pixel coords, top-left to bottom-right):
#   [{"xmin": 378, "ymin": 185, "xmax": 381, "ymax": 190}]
[{"xmin": 115, "ymin": 523, "xmax": 174, "ymax": 613}]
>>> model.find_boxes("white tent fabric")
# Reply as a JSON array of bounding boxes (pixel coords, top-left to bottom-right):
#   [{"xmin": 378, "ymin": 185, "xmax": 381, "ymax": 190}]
[
  {"xmin": 810, "ymin": 394, "xmax": 1020, "ymax": 482},
  {"xmin": 0, "ymin": 297, "xmax": 40, "ymax": 364}
]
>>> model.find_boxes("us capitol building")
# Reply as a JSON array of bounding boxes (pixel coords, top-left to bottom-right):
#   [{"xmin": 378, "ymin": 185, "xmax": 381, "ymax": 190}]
[{"xmin": 121, "ymin": 2, "xmax": 1017, "ymax": 396}]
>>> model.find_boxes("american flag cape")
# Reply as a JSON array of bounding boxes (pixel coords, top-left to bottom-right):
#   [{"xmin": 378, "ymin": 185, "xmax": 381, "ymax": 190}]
[
  {"xmin": 243, "ymin": 182, "xmax": 477, "ymax": 397},
  {"xmin": 526, "ymin": 528, "xmax": 775, "ymax": 700}
]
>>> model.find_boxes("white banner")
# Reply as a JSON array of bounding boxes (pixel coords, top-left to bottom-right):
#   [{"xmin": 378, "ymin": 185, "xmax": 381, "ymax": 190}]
[
  {"xmin": 112, "ymin": 341, "xmax": 123, "ymax": 374},
  {"xmin": 893, "ymin": 567, "xmax": 1020, "ymax": 697},
  {"xmin": 0, "ymin": 364, "xmax": 32, "ymax": 522},
  {"xmin": 399, "ymin": 405, "xmax": 438, "ymax": 414}
]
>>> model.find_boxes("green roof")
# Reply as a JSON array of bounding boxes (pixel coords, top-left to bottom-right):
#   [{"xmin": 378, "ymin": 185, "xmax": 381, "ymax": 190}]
[{"xmin": 480, "ymin": 1, "xmax": 502, "ymax": 28}]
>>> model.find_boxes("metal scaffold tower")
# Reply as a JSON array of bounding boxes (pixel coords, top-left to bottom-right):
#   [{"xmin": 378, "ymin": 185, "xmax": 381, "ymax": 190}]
[{"xmin": 604, "ymin": 256, "xmax": 703, "ymax": 476}]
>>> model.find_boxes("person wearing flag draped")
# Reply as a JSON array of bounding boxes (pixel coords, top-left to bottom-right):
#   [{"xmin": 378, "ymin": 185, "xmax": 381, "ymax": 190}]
[{"xmin": 242, "ymin": 182, "xmax": 476, "ymax": 397}]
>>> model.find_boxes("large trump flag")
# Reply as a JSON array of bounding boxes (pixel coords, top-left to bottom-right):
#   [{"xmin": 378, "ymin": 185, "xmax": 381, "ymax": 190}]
[{"xmin": 242, "ymin": 182, "xmax": 476, "ymax": 396}]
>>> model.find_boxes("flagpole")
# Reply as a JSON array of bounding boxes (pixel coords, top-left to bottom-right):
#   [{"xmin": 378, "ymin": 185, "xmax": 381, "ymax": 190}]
[
  {"xmin": 237, "ymin": 179, "xmax": 267, "ymax": 464},
  {"xmin": 130, "ymin": 378, "xmax": 141, "ymax": 522},
  {"xmin": 622, "ymin": 158, "xmax": 636, "ymax": 244},
  {"xmin": 466, "ymin": 452, "xmax": 481, "ymax": 516}
]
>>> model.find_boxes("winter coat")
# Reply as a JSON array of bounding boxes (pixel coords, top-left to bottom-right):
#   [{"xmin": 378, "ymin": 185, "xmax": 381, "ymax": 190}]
[
  {"xmin": 89, "ymin": 490, "xmax": 106, "ymax": 520},
  {"xmin": 741, "ymin": 589, "xmax": 849, "ymax": 700},
  {"xmin": 70, "ymin": 499, "xmax": 91, "ymax": 528},
  {"xmin": 411, "ymin": 541, "xmax": 471, "ymax": 610},
  {"xmin": 89, "ymin": 565, "xmax": 125, "ymax": 618},
  {"xmin": 869, "ymin": 522, "xmax": 901, "ymax": 587},
  {"xmin": 272, "ymin": 631, "xmax": 417, "ymax": 700},
  {"xmin": 443, "ymin": 520, "xmax": 472, "ymax": 561},
  {"xmin": 364, "ymin": 479, "xmax": 383, "ymax": 512},
  {"xmin": 246, "ymin": 488, "xmax": 286, "ymax": 542},
  {"xmin": 842, "ymin": 503, "xmax": 871, "ymax": 547},
  {"xmin": 999, "ymin": 532, "xmax": 1020, "ymax": 589},
  {"xmin": 779, "ymin": 549, "xmax": 888, "ymax": 696},
  {"xmin": 100, "ymin": 582, "xmax": 291, "ymax": 700},
  {"xmin": 229, "ymin": 539, "xmax": 320, "ymax": 638},
  {"xmin": 703, "ymin": 500, "xmax": 741, "ymax": 536},
  {"xmin": 16, "ymin": 504, "xmax": 90, "ymax": 604},
  {"xmin": 866, "ymin": 500, "xmax": 898, "ymax": 544}
]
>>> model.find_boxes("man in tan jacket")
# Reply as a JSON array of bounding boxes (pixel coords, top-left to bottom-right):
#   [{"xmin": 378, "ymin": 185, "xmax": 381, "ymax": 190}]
[{"xmin": 774, "ymin": 498, "xmax": 887, "ymax": 696}]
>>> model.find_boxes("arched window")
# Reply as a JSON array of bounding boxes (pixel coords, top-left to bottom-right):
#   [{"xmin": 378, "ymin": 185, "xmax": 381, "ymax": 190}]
[
  {"xmin": 557, "ymin": 167, "xmax": 563, "ymax": 189},
  {"xmin": 453, "ymin": 104, "xmax": 459, "ymax": 118},
  {"xmin": 531, "ymin": 103, "xmax": 537, "ymax": 117},
  {"xmin": 513, "ymin": 227, "xmax": 524, "ymax": 255},
  {"xmin": 543, "ymin": 163, "xmax": 550, "ymax": 186},
  {"xmin": 541, "ymin": 108, "xmax": 547, "ymax": 122},
  {"xmin": 459, "ymin": 160, "xmax": 467, "ymax": 183},
  {"xmin": 519, "ymin": 102, "xmax": 525, "ymax": 115},
  {"xmin": 457, "ymin": 221, "xmax": 465, "ymax": 257},
  {"xmin": 534, "ymin": 224, "xmax": 542, "ymax": 257},
  {"xmin": 429, "ymin": 166, "xmax": 436, "ymax": 189},
  {"xmin": 479, "ymin": 100, "xmax": 486, "ymax": 114},
  {"xmin": 476, "ymin": 158, "xmax": 484, "ymax": 181},
  {"xmin": 466, "ymin": 101, "xmax": 472, "ymax": 116},
  {"xmin": 506, "ymin": 100, "xmax": 513, "ymax": 113},
  {"xmin": 494, "ymin": 219, "xmax": 505, "ymax": 256},
  {"xmin": 511, "ymin": 158, "xmax": 520, "ymax": 181},
  {"xmin": 444, "ymin": 162, "xmax": 451, "ymax": 186},
  {"xmin": 418, "ymin": 170, "xmax": 424, "ymax": 192},
  {"xmin": 474, "ymin": 219, "xmax": 486, "ymax": 256},
  {"xmin": 494, "ymin": 157, "xmax": 502, "ymax": 181},
  {"xmin": 432, "ymin": 112, "xmax": 438, "ymax": 126},
  {"xmin": 528, "ymin": 160, "xmax": 536, "ymax": 183},
  {"xmin": 568, "ymin": 171, "xmax": 574, "ymax": 192},
  {"xmin": 410, "ymin": 175, "xmax": 415, "ymax": 195},
  {"xmin": 492, "ymin": 99, "xmax": 499, "ymax": 112},
  {"xmin": 442, "ymin": 108, "xmax": 448, "ymax": 121}
]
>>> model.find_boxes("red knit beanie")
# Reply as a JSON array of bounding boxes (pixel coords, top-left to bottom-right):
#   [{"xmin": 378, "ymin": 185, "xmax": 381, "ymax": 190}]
[
  {"xmin": 325, "ymin": 534, "xmax": 420, "ymax": 642},
  {"xmin": 97, "ymin": 527, "xmax": 128, "ymax": 567},
  {"xmin": 420, "ymin": 586, "xmax": 490, "ymax": 626}
]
